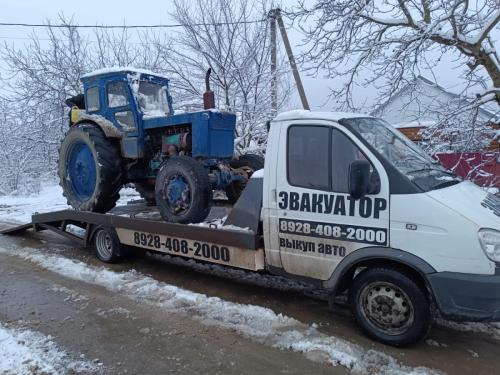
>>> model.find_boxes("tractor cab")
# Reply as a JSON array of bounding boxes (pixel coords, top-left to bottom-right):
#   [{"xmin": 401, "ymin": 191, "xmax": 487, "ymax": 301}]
[
  {"xmin": 68, "ymin": 67, "xmax": 236, "ymax": 160},
  {"xmin": 74, "ymin": 68, "xmax": 173, "ymax": 135}
]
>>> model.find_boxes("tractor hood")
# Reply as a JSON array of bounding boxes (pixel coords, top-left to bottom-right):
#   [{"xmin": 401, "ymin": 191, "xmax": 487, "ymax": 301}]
[
  {"xmin": 427, "ymin": 181, "xmax": 500, "ymax": 230},
  {"xmin": 142, "ymin": 110, "xmax": 237, "ymax": 159},
  {"xmin": 142, "ymin": 110, "xmax": 234, "ymax": 131}
]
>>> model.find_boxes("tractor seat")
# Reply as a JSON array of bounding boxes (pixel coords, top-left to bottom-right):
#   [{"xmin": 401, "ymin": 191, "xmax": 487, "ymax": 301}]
[{"xmin": 65, "ymin": 93, "xmax": 85, "ymax": 109}]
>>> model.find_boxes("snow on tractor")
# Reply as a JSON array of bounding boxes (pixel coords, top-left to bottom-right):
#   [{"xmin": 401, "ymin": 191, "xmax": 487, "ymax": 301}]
[{"xmin": 59, "ymin": 68, "xmax": 263, "ymax": 223}]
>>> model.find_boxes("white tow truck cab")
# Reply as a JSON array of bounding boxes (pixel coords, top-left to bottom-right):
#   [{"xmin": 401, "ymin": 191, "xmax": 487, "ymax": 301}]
[
  {"xmin": 259, "ymin": 110, "xmax": 500, "ymax": 346},
  {"xmin": 4, "ymin": 110, "xmax": 500, "ymax": 347}
]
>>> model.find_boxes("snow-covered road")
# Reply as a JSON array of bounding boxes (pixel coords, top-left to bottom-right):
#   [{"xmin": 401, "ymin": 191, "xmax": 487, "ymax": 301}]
[
  {"xmin": 0, "ymin": 184, "xmax": 140, "ymax": 224},
  {"xmin": 0, "ymin": 323, "xmax": 98, "ymax": 375},
  {"xmin": 0, "ymin": 244, "xmax": 439, "ymax": 375}
]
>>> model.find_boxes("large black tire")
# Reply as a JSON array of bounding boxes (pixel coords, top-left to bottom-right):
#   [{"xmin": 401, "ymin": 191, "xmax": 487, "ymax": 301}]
[
  {"xmin": 226, "ymin": 154, "xmax": 264, "ymax": 204},
  {"xmin": 348, "ymin": 267, "xmax": 431, "ymax": 347},
  {"xmin": 155, "ymin": 156, "xmax": 212, "ymax": 224},
  {"xmin": 58, "ymin": 123, "xmax": 122, "ymax": 213},
  {"xmin": 134, "ymin": 182, "xmax": 156, "ymax": 206}
]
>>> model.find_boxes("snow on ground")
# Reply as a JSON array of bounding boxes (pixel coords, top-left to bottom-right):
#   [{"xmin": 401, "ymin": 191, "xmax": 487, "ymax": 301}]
[
  {"xmin": 0, "ymin": 184, "xmax": 140, "ymax": 224},
  {"xmin": 0, "ymin": 322, "xmax": 98, "ymax": 375},
  {"xmin": 188, "ymin": 216, "xmax": 251, "ymax": 232},
  {"xmin": 0, "ymin": 246, "xmax": 437, "ymax": 375},
  {"xmin": 0, "ymin": 184, "xmax": 69, "ymax": 224}
]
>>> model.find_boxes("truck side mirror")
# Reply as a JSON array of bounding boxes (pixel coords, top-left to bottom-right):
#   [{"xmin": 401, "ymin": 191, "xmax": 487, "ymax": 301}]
[{"xmin": 349, "ymin": 160, "xmax": 371, "ymax": 200}]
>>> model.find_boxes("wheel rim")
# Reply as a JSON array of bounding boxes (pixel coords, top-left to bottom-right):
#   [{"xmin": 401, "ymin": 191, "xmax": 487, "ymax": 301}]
[
  {"xmin": 67, "ymin": 141, "xmax": 97, "ymax": 200},
  {"xmin": 359, "ymin": 281, "xmax": 414, "ymax": 336},
  {"xmin": 95, "ymin": 230, "xmax": 113, "ymax": 260},
  {"xmin": 163, "ymin": 174, "xmax": 191, "ymax": 215}
]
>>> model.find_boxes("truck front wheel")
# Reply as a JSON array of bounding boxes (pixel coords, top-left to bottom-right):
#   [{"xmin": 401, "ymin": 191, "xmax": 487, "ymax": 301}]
[
  {"xmin": 155, "ymin": 156, "xmax": 212, "ymax": 224},
  {"xmin": 348, "ymin": 267, "xmax": 431, "ymax": 346}
]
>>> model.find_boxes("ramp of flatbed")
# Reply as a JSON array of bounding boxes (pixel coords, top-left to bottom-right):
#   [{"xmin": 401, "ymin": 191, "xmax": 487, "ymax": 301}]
[
  {"xmin": 29, "ymin": 209, "xmax": 259, "ymax": 249},
  {"xmin": 0, "ymin": 178, "xmax": 264, "ymax": 251},
  {"xmin": 1, "ymin": 201, "xmax": 260, "ymax": 250},
  {"xmin": 0, "ymin": 222, "xmax": 33, "ymax": 235}
]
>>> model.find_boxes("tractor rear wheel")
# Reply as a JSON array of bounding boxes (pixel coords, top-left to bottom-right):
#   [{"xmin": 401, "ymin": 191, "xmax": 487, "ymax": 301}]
[
  {"xmin": 155, "ymin": 156, "xmax": 212, "ymax": 224},
  {"xmin": 226, "ymin": 154, "xmax": 264, "ymax": 204},
  {"xmin": 58, "ymin": 123, "xmax": 122, "ymax": 212}
]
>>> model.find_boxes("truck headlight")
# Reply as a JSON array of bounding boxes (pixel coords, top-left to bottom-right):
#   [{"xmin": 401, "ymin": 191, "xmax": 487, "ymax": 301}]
[{"xmin": 479, "ymin": 229, "xmax": 500, "ymax": 262}]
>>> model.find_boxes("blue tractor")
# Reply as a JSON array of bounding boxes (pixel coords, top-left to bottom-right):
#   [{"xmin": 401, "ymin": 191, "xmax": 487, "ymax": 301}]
[{"xmin": 59, "ymin": 68, "xmax": 263, "ymax": 223}]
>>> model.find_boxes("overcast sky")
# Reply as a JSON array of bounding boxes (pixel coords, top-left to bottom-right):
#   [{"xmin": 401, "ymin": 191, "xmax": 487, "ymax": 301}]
[{"xmin": 0, "ymin": 0, "xmax": 495, "ymax": 112}]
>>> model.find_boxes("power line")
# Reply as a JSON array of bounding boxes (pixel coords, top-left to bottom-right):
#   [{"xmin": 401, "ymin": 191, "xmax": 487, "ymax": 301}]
[
  {"xmin": 0, "ymin": 35, "xmax": 161, "ymax": 46},
  {"xmin": 0, "ymin": 19, "xmax": 267, "ymax": 29}
]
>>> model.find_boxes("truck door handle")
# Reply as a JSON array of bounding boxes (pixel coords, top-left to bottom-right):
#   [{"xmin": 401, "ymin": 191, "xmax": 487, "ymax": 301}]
[{"xmin": 272, "ymin": 189, "xmax": 277, "ymax": 202}]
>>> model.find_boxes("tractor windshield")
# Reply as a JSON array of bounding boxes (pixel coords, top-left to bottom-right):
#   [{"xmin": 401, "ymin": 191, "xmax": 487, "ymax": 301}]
[
  {"xmin": 137, "ymin": 81, "xmax": 170, "ymax": 118},
  {"xmin": 343, "ymin": 117, "xmax": 461, "ymax": 191}
]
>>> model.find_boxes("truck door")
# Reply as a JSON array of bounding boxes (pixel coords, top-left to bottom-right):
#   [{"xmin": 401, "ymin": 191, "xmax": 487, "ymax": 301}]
[{"xmin": 274, "ymin": 121, "xmax": 390, "ymax": 280}]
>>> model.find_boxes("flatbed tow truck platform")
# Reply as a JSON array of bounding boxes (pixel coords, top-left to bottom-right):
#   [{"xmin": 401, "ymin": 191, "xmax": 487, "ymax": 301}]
[{"xmin": 0, "ymin": 179, "xmax": 265, "ymax": 272}]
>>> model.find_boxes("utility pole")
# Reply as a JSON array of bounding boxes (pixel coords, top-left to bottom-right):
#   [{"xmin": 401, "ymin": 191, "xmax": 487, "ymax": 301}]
[
  {"xmin": 269, "ymin": 8, "xmax": 310, "ymax": 112},
  {"xmin": 269, "ymin": 9, "xmax": 278, "ymax": 115}
]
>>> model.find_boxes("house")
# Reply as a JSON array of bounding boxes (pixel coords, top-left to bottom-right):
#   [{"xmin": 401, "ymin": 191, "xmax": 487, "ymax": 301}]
[
  {"xmin": 372, "ymin": 75, "xmax": 499, "ymax": 150},
  {"xmin": 372, "ymin": 75, "xmax": 499, "ymax": 188}
]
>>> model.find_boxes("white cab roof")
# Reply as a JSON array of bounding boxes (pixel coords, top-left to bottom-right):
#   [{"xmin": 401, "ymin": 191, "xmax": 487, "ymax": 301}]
[{"xmin": 273, "ymin": 110, "xmax": 373, "ymax": 123}]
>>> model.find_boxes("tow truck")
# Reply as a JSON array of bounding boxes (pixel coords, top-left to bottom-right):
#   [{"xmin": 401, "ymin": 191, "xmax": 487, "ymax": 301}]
[{"xmin": 3, "ymin": 109, "xmax": 500, "ymax": 347}]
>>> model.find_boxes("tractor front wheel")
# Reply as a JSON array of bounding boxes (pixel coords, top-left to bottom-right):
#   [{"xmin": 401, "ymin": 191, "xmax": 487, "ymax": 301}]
[
  {"xmin": 58, "ymin": 123, "xmax": 122, "ymax": 212},
  {"xmin": 155, "ymin": 156, "xmax": 212, "ymax": 224}
]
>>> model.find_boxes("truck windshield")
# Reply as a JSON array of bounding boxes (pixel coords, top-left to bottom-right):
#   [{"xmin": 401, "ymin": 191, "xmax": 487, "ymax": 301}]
[
  {"xmin": 137, "ymin": 82, "xmax": 170, "ymax": 118},
  {"xmin": 343, "ymin": 117, "xmax": 461, "ymax": 191}
]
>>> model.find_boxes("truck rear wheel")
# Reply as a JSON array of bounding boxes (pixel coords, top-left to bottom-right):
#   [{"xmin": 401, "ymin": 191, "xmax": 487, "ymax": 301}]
[
  {"xmin": 348, "ymin": 267, "xmax": 431, "ymax": 346},
  {"xmin": 226, "ymin": 154, "xmax": 264, "ymax": 204},
  {"xmin": 155, "ymin": 156, "xmax": 212, "ymax": 224},
  {"xmin": 58, "ymin": 123, "xmax": 122, "ymax": 212},
  {"xmin": 93, "ymin": 226, "xmax": 122, "ymax": 263}
]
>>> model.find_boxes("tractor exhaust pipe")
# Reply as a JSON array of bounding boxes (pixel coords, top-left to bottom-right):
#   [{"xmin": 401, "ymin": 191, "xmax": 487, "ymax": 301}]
[{"xmin": 203, "ymin": 68, "xmax": 215, "ymax": 110}]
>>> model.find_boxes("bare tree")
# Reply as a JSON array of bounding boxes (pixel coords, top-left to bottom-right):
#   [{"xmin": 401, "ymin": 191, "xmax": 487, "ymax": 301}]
[
  {"xmin": 293, "ymin": 0, "xmax": 499, "ymax": 110},
  {"xmin": 293, "ymin": 1, "xmax": 499, "ymax": 189},
  {"xmin": 0, "ymin": 6, "xmax": 289, "ymax": 193},
  {"xmin": 0, "ymin": 99, "xmax": 61, "ymax": 193},
  {"xmin": 147, "ymin": 0, "xmax": 291, "ymax": 153},
  {"xmin": 0, "ymin": 16, "xmax": 149, "ymax": 193}
]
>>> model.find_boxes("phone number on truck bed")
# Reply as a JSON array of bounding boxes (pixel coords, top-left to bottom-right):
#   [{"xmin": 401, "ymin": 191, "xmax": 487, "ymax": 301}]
[
  {"xmin": 131, "ymin": 231, "xmax": 231, "ymax": 262},
  {"xmin": 115, "ymin": 228, "xmax": 265, "ymax": 271}
]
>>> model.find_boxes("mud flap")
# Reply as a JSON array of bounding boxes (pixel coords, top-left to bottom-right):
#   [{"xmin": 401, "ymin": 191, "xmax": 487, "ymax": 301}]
[{"xmin": 224, "ymin": 177, "xmax": 263, "ymax": 233}]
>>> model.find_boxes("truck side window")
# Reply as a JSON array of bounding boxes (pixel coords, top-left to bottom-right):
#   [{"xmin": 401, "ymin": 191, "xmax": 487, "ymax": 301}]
[
  {"xmin": 86, "ymin": 87, "xmax": 100, "ymax": 112},
  {"xmin": 107, "ymin": 81, "xmax": 129, "ymax": 108},
  {"xmin": 331, "ymin": 128, "xmax": 377, "ymax": 193},
  {"xmin": 287, "ymin": 126, "xmax": 330, "ymax": 190}
]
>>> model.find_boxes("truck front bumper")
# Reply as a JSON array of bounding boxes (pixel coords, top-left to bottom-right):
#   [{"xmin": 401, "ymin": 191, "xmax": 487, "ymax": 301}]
[{"xmin": 428, "ymin": 271, "xmax": 500, "ymax": 322}]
